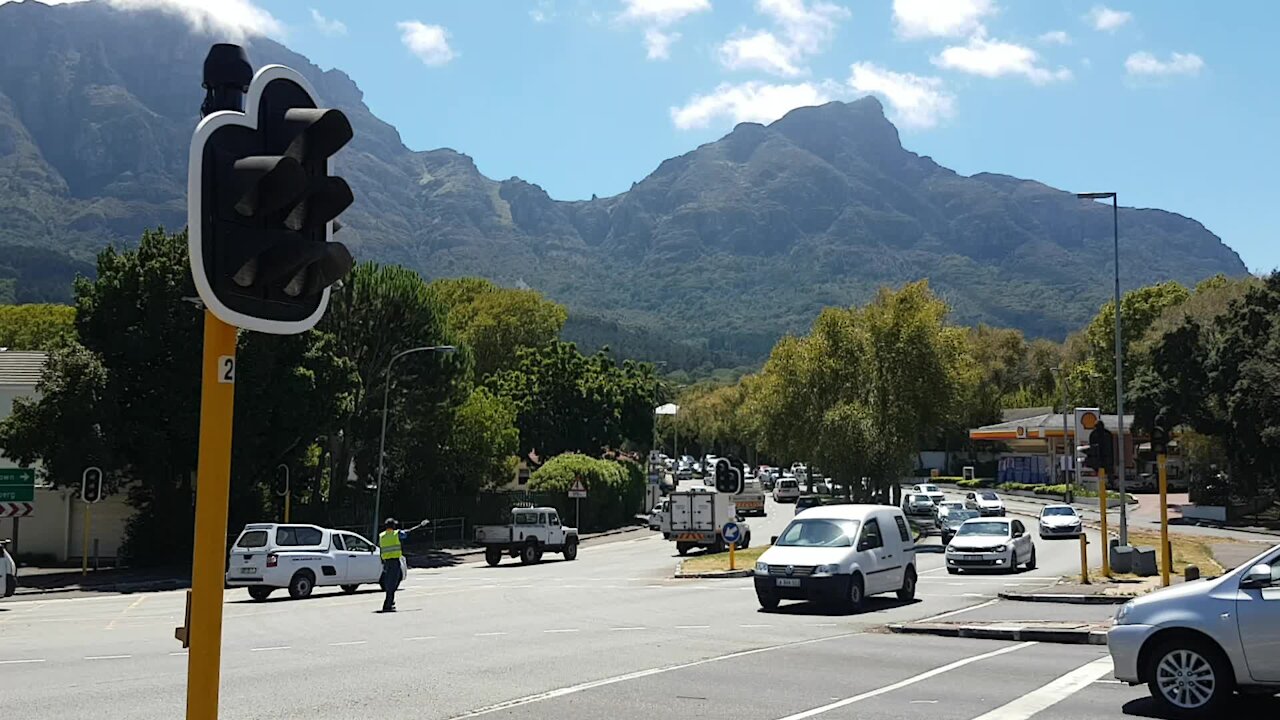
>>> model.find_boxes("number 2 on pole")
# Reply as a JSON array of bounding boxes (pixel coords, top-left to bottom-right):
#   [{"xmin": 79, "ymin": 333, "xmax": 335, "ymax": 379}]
[{"xmin": 218, "ymin": 356, "xmax": 235, "ymax": 384}]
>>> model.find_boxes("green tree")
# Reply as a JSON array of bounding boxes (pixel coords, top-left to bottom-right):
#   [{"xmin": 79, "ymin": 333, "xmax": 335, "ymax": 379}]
[
  {"xmin": 0, "ymin": 304, "xmax": 76, "ymax": 350},
  {"xmin": 430, "ymin": 277, "xmax": 567, "ymax": 379},
  {"xmin": 439, "ymin": 387, "xmax": 520, "ymax": 491}
]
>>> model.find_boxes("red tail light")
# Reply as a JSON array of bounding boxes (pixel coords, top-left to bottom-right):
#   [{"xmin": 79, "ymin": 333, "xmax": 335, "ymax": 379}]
[{"xmin": 266, "ymin": 553, "xmax": 278, "ymax": 568}]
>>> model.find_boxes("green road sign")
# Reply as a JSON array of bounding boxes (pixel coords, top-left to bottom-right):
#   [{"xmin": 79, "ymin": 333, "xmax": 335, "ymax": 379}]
[{"xmin": 0, "ymin": 467, "xmax": 36, "ymax": 502}]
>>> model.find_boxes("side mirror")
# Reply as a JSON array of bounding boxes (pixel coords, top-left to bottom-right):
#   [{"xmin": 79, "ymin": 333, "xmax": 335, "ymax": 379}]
[
  {"xmin": 1242, "ymin": 564, "xmax": 1273, "ymax": 589},
  {"xmin": 770, "ymin": 535, "xmax": 779, "ymax": 545}
]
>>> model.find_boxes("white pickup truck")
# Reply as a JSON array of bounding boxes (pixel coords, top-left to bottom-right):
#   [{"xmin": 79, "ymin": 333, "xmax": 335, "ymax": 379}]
[
  {"xmin": 225, "ymin": 523, "xmax": 392, "ymax": 601},
  {"xmin": 732, "ymin": 478, "xmax": 767, "ymax": 516},
  {"xmin": 475, "ymin": 507, "xmax": 579, "ymax": 566}
]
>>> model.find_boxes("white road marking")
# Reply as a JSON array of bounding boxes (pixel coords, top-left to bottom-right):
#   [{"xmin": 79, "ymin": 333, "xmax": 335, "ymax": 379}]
[
  {"xmin": 404, "ymin": 636, "xmax": 436, "ymax": 642},
  {"xmin": 169, "ymin": 652, "xmax": 188, "ymax": 657},
  {"xmin": 807, "ymin": 623, "xmax": 838, "ymax": 628},
  {"xmin": 104, "ymin": 595, "xmax": 148, "ymax": 631},
  {"xmin": 609, "ymin": 626, "xmax": 646, "ymax": 632},
  {"xmin": 250, "ymin": 646, "xmax": 290, "ymax": 652},
  {"xmin": 84, "ymin": 655, "xmax": 132, "ymax": 661},
  {"xmin": 329, "ymin": 641, "xmax": 367, "ymax": 647},
  {"xmin": 772, "ymin": 642, "xmax": 1037, "ymax": 720},
  {"xmin": 0, "ymin": 658, "xmax": 46, "ymax": 665},
  {"xmin": 675, "ymin": 625, "xmax": 710, "ymax": 630},
  {"xmin": 474, "ymin": 632, "xmax": 506, "ymax": 637},
  {"xmin": 543, "ymin": 629, "xmax": 580, "ymax": 634},
  {"xmin": 915, "ymin": 599, "xmax": 1001, "ymax": 623},
  {"xmin": 446, "ymin": 632, "xmax": 859, "ymax": 719},
  {"xmin": 740, "ymin": 624, "xmax": 772, "ymax": 628},
  {"xmin": 969, "ymin": 656, "xmax": 1114, "ymax": 720}
]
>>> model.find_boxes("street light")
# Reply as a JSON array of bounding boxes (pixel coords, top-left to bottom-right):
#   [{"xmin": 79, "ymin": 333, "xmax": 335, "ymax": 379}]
[
  {"xmin": 373, "ymin": 345, "xmax": 457, "ymax": 538},
  {"xmin": 1077, "ymin": 190, "xmax": 1128, "ymax": 545},
  {"xmin": 1050, "ymin": 366, "xmax": 1072, "ymax": 502}
]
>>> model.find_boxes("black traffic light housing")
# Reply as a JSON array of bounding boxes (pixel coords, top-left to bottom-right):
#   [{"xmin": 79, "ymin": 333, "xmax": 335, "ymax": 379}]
[
  {"xmin": 82, "ymin": 467, "xmax": 104, "ymax": 504},
  {"xmin": 190, "ymin": 49, "xmax": 354, "ymax": 334},
  {"xmin": 1151, "ymin": 414, "xmax": 1170, "ymax": 454},
  {"xmin": 714, "ymin": 459, "xmax": 744, "ymax": 495},
  {"xmin": 1088, "ymin": 424, "xmax": 1115, "ymax": 476}
]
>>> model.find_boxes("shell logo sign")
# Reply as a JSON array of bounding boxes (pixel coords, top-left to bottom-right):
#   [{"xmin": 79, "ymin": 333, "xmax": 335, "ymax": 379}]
[{"xmin": 1074, "ymin": 408, "xmax": 1101, "ymax": 439}]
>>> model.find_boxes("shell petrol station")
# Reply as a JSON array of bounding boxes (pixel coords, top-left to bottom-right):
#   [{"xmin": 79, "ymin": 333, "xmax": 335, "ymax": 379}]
[{"xmin": 967, "ymin": 408, "xmax": 1144, "ymax": 488}]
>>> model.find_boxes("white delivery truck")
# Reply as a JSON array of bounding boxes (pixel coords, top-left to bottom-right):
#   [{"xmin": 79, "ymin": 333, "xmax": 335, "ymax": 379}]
[{"xmin": 663, "ymin": 487, "xmax": 751, "ymax": 555}]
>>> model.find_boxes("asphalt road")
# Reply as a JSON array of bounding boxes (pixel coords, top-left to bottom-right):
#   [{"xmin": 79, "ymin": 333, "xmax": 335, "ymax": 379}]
[{"xmin": 6, "ymin": 490, "xmax": 1266, "ymax": 719}]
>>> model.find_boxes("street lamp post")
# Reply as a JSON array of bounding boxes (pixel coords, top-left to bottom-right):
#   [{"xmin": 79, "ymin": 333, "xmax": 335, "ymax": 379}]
[
  {"xmin": 1051, "ymin": 367, "xmax": 1072, "ymax": 502},
  {"xmin": 1077, "ymin": 191, "xmax": 1128, "ymax": 545},
  {"xmin": 373, "ymin": 345, "xmax": 456, "ymax": 539}
]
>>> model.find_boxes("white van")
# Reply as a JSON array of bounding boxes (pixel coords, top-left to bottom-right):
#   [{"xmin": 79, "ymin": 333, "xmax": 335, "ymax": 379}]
[
  {"xmin": 753, "ymin": 505, "xmax": 917, "ymax": 611},
  {"xmin": 225, "ymin": 523, "xmax": 389, "ymax": 601}
]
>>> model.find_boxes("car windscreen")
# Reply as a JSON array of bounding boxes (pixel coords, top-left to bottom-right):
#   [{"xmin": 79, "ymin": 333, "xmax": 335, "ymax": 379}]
[
  {"xmin": 779, "ymin": 480, "xmax": 797, "ymax": 488},
  {"xmin": 947, "ymin": 511, "xmax": 979, "ymax": 525},
  {"xmin": 775, "ymin": 518, "xmax": 859, "ymax": 547},
  {"xmin": 924, "ymin": 485, "xmax": 939, "ymax": 493},
  {"xmin": 942, "ymin": 502, "xmax": 965, "ymax": 510},
  {"xmin": 236, "ymin": 530, "xmax": 268, "ymax": 548},
  {"xmin": 275, "ymin": 526, "xmax": 323, "ymax": 546},
  {"xmin": 979, "ymin": 492, "xmax": 999, "ymax": 501},
  {"xmin": 957, "ymin": 521, "xmax": 1009, "ymax": 537},
  {"xmin": 1043, "ymin": 507, "xmax": 1076, "ymax": 516}
]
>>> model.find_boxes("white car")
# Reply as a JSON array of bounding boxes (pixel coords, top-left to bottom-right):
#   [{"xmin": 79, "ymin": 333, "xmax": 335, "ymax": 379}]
[
  {"xmin": 910, "ymin": 483, "xmax": 945, "ymax": 505},
  {"xmin": 1109, "ymin": 543, "xmax": 1280, "ymax": 717},
  {"xmin": 964, "ymin": 490, "xmax": 1006, "ymax": 516},
  {"xmin": 754, "ymin": 504, "xmax": 917, "ymax": 611},
  {"xmin": 648, "ymin": 500, "xmax": 669, "ymax": 531},
  {"xmin": 934, "ymin": 500, "xmax": 967, "ymax": 528},
  {"xmin": 226, "ymin": 523, "xmax": 388, "ymax": 601},
  {"xmin": 1, "ymin": 540, "xmax": 16, "ymax": 598},
  {"xmin": 945, "ymin": 517, "xmax": 1035, "ymax": 574},
  {"xmin": 1038, "ymin": 504, "xmax": 1083, "ymax": 538},
  {"xmin": 773, "ymin": 477, "xmax": 801, "ymax": 503}
]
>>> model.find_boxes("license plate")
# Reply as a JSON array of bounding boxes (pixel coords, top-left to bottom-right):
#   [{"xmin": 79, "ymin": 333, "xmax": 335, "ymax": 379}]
[
  {"xmin": 239, "ymin": 567, "xmax": 258, "ymax": 575},
  {"xmin": 962, "ymin": 555, "xmax": 981, "ymax": 561},
  {"xmin": 776, "ymin": 578, "xmax": 801, "ymax": 587}
]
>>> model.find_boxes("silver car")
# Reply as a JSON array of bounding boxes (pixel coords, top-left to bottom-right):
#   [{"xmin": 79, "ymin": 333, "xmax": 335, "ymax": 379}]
[{"xmin": 1109, "ymin": 543, "xmax": 1280, "ymax": 716}]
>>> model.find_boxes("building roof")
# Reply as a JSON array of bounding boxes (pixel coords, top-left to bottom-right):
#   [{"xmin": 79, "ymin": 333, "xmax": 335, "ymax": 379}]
[
  {"xmin": 0, "ymin": 351, "xmax": 47, "ymax": 387},
  {"xmin": 970, "ymin": 412, "xmax": 1135, "ymax": 441},
  {"xmin": 1001, "ymin": 407, "xmax": 1054, "ymax": 422}
]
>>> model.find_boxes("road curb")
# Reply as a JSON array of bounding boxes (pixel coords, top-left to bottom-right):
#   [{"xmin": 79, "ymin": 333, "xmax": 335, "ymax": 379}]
[
  {"xmin": 997, "ymin": 591, "xmax": 1130, "ymax": 605},
  {"xmin": 673, "ymin": 560, "xmax": 752, "ymax": 579},
  {"xmin": 887, "ymin": 622, "xmax": 1109, "ymax": 645},
  {"xmin": 15, "ymin": 577, "xmax": 189, "ymax": 597}
]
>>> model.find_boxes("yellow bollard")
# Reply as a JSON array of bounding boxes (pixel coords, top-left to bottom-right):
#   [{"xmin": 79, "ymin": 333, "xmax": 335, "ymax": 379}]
[
  {"xmin": 1158, "ymin": 453, "xmax": 1170, "ymax": 587},
  {"xmin": 729, "ymin": 541, "xmax": 736, "ymax": 571},
  {"xmin": 1098, "ymin": 467, "xmax": 1111, "ymax": 578},
  {"xmin": 1079, "ymin": 534, "xmax": 1090, "ymax": 585}
]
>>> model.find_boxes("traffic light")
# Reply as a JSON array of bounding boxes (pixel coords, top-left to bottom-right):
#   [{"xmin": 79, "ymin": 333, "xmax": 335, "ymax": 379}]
[
  {"xmin": 190, "ymin": 52, "xmax": 354, "ymax": 334},
  {"xmin": 1082, "ymin": 442, "xmax": 1100, "ymax": 472},
  {"xmin": 714, "ymin": 458, "xmax": 744, "ymax": 495},
  {"xmin": 1151, "ymin": 414, "xmax": 1170, "ymax": 454},
  {"xmin": 1088, "ymin": 424, "xmax": 1115, "ymax": 476},
  {"xmin": 82, "ymin": 467, "xmax": 104, "ymax": 504}
]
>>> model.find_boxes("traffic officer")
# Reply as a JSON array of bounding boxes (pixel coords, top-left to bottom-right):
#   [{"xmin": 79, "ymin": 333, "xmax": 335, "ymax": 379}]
[{"xmin": 378, "ymin": 518, "xmax": 406, "ymax": 613}]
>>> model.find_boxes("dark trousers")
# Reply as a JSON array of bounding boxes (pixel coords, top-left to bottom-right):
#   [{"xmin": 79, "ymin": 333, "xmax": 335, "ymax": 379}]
[{"xmin": 381, "ymin": 558, "xmax": 403, "ymax": 611}]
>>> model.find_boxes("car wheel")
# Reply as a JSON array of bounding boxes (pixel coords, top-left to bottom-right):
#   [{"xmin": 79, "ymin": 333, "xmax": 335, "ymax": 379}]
[
  {"xmin": 287, "ymin": 571, "xmax": 314, "ymax": 600},
  {"xmin": 947, "ymin": 567, "xmax": 959, "ymax": 575},
  {"xmin": 563, "ymin": 538, "xmax": 579, "ymax": 561},
  {"xmin": 1026, "ymin": 546, "xmax": 1037, "ymax": 570},
  {"xmin": 1147, "ymin": 640, "xmax": 1233, "ymax": 717},
  {"xmin": 1008, "ymin": 550, "xmax": 1020, "ymax": 573},
  {"xmin": 845, "ymin": 574, "xmax": 866, "ymax": 612},
  {"xmin": 248, "ymin": 586, "xmax": 272, "ymax": 601},
  {"xmin": 757, "ymin": 590, "xmax": 780, "ymax": 611},
  {"xmin": 485, "ymin": 547, "xmax": 502, "ymax": 566},
  {"xmin": 897, "ymin": 566, "xmax": 917, "ymax": 601},
  {"xmin": 340, "ymin": 584, "xmax": 359, "ymax": 594},
  {"xmin": 520, "ymin": 542, "xmax": 539, "ymax": 565},
  {"xmin": 676, "ymin": 542, "xmax": 690, "ymax": 556}
]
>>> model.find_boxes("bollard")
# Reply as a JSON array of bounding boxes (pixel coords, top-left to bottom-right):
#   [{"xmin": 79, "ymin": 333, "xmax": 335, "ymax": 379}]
[
  {"xmin": 1078, "ymin": 534, "xmax": 1090, "ymax": 585},
  {"xmin": 1185, "ymin": 565, "xmax": 1200, "ymax": 582}
]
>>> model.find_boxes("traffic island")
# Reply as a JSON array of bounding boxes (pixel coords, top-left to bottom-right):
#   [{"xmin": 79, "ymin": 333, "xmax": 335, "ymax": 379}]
[
  {"xmin": 674, "ymin": 545, "xmax": 767, "ymax": 578},
  {"xmin": 888, "ymin": 620, "xmax": 1110, "ymax": 645}
]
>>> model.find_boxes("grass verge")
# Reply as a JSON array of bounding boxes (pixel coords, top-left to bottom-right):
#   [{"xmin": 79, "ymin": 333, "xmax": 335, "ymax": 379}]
[
  {"xmin": 1070, "ymin": 530, "xmax": 1224, "ymax": 584},
  {"xmin": 680, "ymin": 545, "xmax": 769, "ymax": 574}
]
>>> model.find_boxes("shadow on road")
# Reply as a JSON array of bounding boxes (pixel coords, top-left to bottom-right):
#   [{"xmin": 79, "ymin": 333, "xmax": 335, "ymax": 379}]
[
  {"xmin": 228, "ymin": 586, "xmax": 384, "ymax": 605},
  {"xmin": 761, "ymin": 596, "xmax": 920, "ymax": 617},
  {"xmin": 1122, "ymin": 694, "xmax": 1280, "ymax": 718},
  {"xmin": 406, "ymin": 548, "xmax": 474, "ymax": 569}
]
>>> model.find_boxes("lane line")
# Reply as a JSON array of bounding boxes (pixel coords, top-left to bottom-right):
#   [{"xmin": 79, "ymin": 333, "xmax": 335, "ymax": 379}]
[
  {"xmin": 169, "ymin": 652, "xmax": 188, "ymax": 657},
  {"xmin": 915, "ymin": 599, "xmax": 1000, "ymax": 623},
  {"xmin": 104, "ymin": 595, "xmax": 148, "ymax": 631},
  {"xmin": 740, "ymin": 624, "xmax": 772, "ymax": 628},
  {"xmin": 674, "ymin": 625, "xmax": 709, "ymax": 630},
  {"xmin": 609, "ymin": 626, "xmax": 645, "ymax": 632},
  {"xmin": 0, "ymin": 658, "xmax": 46, "ymax": 665},
  {"xmin": 446, "ymin": 631, "xmax": 859, "ymax": 719},
  {"xmin": 404, "ymin": 636, "xmax": 436, "ymax": 642},
  {"xmin": 329, "ymin": 641, "xmax": 367, "ymax": 647},
  {"xmin": 772, "ymin": 642, "xmax": 1037, "ymax": 720},
  {"xmin": 969, "ymin": 656, "xmax": 1114, "ymax": 720},
  {"xmin": 84, "ymin": 654, "xmax": 132, "ymax": 661},
  {"xmin": 474, "ymin": 632, "xmax": 506, "ymax": 637},
  {"xmin": 543, "ymin": 629, "xmax": 580, "ymax": 634},
  {"xmin": 250, "ymin": 646, "xmax": 290, "ymax": 652}
]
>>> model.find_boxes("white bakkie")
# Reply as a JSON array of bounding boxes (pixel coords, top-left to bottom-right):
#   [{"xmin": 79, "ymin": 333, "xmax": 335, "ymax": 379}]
[
  {"xmin": 475, "ymin": 507, "xmax": 579, "ymax": 566},
  {"xmin": 226, "ymin": 523, "xmax": 387, "ymax": 601}
]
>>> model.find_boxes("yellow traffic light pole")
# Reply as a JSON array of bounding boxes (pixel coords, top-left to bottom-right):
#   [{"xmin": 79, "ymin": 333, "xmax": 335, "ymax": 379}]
[
  {"xmin": 1158, "ymin": 453, "xmax": 1170, "ymax": 587},
  {"xmin": 186, "ymin": 312, "xmax": 237, "ymax": 720},
  {"xmin": 1098, "ymin": 467, "xmax": 1111, "ymax": 577}
]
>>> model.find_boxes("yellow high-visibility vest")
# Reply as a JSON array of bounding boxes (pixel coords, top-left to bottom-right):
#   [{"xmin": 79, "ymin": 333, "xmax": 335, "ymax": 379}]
[{"xmin": 378, "ymin": 530, "xmax": 403, "ymax": 560}]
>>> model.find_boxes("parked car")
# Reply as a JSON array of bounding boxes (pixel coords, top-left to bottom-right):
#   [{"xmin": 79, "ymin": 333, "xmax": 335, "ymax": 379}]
[
  {"xmin": 945, "ymin": 517, "xmax": 1035, "ymax": 574},
  {"xmin": 753, "ymin": 504, "xmax": 917, "ymax": 611},
  {"xmin": 903, "ymin": 493, "xmax": 937, "ymax": 517},
  {"xmin": 1, "ymin": 539, "xmax": 16, "ymax": 598},
  {"xmin": 773, "ymin": 477, "xmax": 801, "ymax": 503},
  {"xmin": 1038, "ymin": 504, "xmax": 1083, "ymax": 539},
  {"xmin": 939, "ymin": 508, "xmax": 980, "ymax": 544},
  {"xmin": 934, "ymin": 500, "xmax": 968, "ymax": 528},
  {"xmin": 910, "ymin": 483, "xmax": 946, "ymax": 505},
  {"xmin": 964, "ymin": 490, "xmax": 1007, "ymax": 516},
  {"xmin": 1109, "ymin": 543, "xmax": 1280, "ymax": 717},
  {"xmin": 225, "ymin": 523, "xmax": 390, "ymax": 601},
  {"xmin": 648, "ymin": 499, "xmax": 669, "ymax": 531}
]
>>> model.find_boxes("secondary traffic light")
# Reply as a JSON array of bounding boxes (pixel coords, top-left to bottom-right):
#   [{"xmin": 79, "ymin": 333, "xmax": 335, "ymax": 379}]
[
  {"xmin": 714, "ymin": 458, "xmax": 744, "ymax": 495},
  {"xmin": 190, "ymin": 53, "xmax": 354, "ymax": 334},
  {"xmin": 1151, "ymin": 415, "xmax": 1170, "ymax": 454},
  {"xmin": 81, "ymin": 467, "xmax": 104, "ymax": 504},
  {"xmin": 1088, "ymin": 424, "xmax": 1115, "ymax": 476}
]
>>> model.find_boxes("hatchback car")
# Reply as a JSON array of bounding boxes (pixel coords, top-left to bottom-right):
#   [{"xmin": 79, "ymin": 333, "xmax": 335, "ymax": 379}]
[
  {"xmin": 773, "ymin": 477, "xmax": 800, "ymax": 503},
  {"xmin": 945, "ymin": 517, "xmax": 1035, "ymax": 574},
  {"xmin": 1038, "ymin": 504, "xmax": 1083, "ymax": 539},
  {"xmin": 904, "ymin": 493, "xmax": 936, "ymax": 517},
  {"xmin": 1109, "ymin": 543, "xmax": 1280, "ymax": 717},
  {"xmin": 910, "ymin": 483, "xmax": 945, "ymax": 504},
  {"xmin": 965, "ymin": 490, "xmax": 1006, "ymax": 516}
]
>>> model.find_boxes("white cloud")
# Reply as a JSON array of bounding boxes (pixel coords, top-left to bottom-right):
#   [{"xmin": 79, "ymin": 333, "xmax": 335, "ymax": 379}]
[
  {"xmin": 670, "ymin": 80, "xmax": 839, "ymax": 129},
  {"xmin": 892, "ymin": 0, "xmax": 994, "ymax": 39},
  {"xmin": 848, "ymin": 62, "xmax": 954, "ymax": 129},
  {"xmin": 1038, "ymin": 30, "xmax": 1070, "ymax": 45},
  {"xmin": 717, "ymin": 0, "xmax": 848, "ymax": 77},
  {"xmin": 618, "ymin": 0, "xmax": 710, "ymax": 60},
  {"xmin": 933, "ymin": 36, "xmax": 1071, "ymax": 84},
  {"xmin": 310, "ymin": 8, "xmax": 346, "ymax": 36},
  {"xmin": 719, "ymin": 30, "xmax": 803, "ymax": 77},
  {"xmin": 397, "ymin": 20, "xmax": 456, "ymax": 66},
  {"xmin": 644, "ymin": 28, "xmax": 680, "ymax": 59},
  {"xmin": 1125, "ymin": 51, "xmax": 1204, "ymax": 77},
  {"xmin": 1087, "ymin": 5, "xmax": 1131, "ymax": 32},
  {"xmin": 530, "ymin": 0, "xmax": 554, "ymax": 23},
  {"xmin": 35, "ymin": 0, "xmax": 283, "ymax": 41}
]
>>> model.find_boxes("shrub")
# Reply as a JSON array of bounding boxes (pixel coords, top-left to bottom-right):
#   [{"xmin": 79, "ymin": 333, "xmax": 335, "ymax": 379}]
[{"xmin": 529, "ymin": 453, "xmax": 643, "ymax": 531}]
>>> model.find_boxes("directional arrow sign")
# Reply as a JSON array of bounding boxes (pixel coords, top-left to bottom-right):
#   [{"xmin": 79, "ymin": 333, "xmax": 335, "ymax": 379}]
[
  {"xmin": 722, "ymin": 521, "xmax": 742, "ymax": 545},
  {"xmin": 0, "ymin": 502, "xmax": 34, "ymax": 518}
]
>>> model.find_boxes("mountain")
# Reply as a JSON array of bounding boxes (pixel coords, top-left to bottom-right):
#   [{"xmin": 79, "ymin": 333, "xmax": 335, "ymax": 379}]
[{"xmin": 0, "ymin": 1, "xmax": 1248, "ymax": 365}]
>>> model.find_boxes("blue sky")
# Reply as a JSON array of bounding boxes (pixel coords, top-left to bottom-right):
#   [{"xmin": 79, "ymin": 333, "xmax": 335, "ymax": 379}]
[{"xmin": 63, "ymin": 0, "xmax": 1280, "ymax": 271}]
